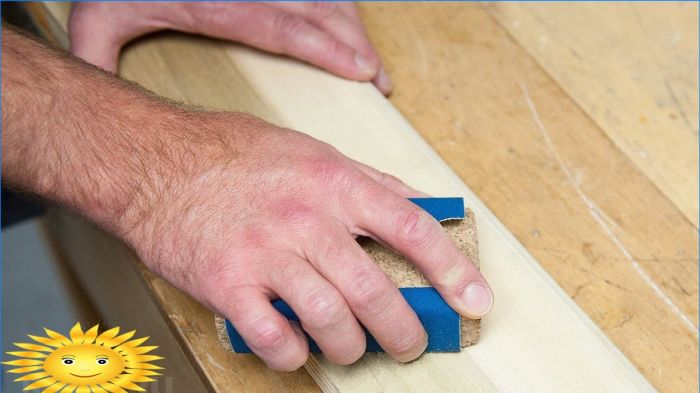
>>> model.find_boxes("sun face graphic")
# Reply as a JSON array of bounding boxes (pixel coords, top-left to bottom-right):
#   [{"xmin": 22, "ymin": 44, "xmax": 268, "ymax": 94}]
[{"xmin": 3, "ymin": 323, "xmax": 163, "ymax": 392}]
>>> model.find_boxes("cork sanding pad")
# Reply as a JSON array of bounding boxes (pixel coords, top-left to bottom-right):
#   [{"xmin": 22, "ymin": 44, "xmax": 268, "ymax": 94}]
[
  {"xmin": 360, "ymin": 208, "xmax": 481, "ymax": 347},
  {"xmin": 216, "ymin": 198, "xmax": 481, "ymax": 353}
]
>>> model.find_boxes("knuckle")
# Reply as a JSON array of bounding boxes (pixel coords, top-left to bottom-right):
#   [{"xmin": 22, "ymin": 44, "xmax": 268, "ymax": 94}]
[
  {"xmin": 322, "ymin": 39, "xmax": 346, "ymax": 61},
  {"xmin": 273, "ymin": 12, "xmax": 307, "ymax": 39},
  {"xmin": 197, "ymin": 259, "xmax": 253, "ymax": 306},
  {"xmin": 272, "ymin": 198, "xmax": 319, "ymax": 227},
  {"xmin": 307, "ymin": 158, "xmax": 360, "ymax": 191},
  {"xmin": 303, "ymin": 288, "xmax": 347, "ymax": 329},
  {"xmin": 247, "ymin": 316, "xmax": 288, "ymax": 352},
  {"xmin": 346, "ymin": 266, "xmax": 393, "ymax": 316},
  {"xmin": 395, "ymin": 208, "xmax": 436, "ymax": 248},
  {"xmin": 309, "ymin": 2, "xmax": 338, "ymax": 19},
  {"xmin": 435, "ymin": 260, "xmax": 468, "ymax": 293},
  {"xmin": 202, "ymin": 271, "xmax": 239, "ymax": 307},
  {"xmin": 315, "ymin": 237, "xmax": 347, "ymax": 263}
]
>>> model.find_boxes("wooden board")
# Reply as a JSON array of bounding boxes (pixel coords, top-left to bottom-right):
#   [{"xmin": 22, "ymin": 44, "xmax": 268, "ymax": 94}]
[
  {"xmin": 358, "ymin": 4, "xmax": 698, "ymax": 392},
  {"xmin": 486, "ymin": 3, "xmax": 700, "ymax": 228},
  {"xmin": 32, "ymin": 2, "xmax": 697, "ymax": 392},
  {"xmin": 220, "ymin": 35, "xmax": 655, "ymax": 393}
]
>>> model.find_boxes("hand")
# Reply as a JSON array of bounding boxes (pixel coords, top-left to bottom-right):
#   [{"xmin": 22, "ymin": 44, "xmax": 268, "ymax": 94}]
[
  {"xmin": 3, "ymin": 26, "xmax": 492, "ymax": 372},
  {"xmin": 113, "ymin": 112, "xmax": 493, "ymax": 370},
  {"xmin": 68, "ymin": 2, "xmax": 392, "ymax": 93}
]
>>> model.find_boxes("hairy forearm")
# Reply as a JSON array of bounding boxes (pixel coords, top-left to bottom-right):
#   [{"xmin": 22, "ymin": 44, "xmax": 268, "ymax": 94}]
[
  {"xmin": 1, "ymin": 23, "xmax": 494, "ymax": 370},
  {"xmin": 1, "ymin": 25, "xmax": 233, "ymax": 235}
]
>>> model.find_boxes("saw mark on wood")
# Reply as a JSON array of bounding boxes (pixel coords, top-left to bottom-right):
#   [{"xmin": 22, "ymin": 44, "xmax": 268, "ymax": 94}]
[{"xmin": 520, "ymin": 82, "xmax": 699, "ymax": 336}]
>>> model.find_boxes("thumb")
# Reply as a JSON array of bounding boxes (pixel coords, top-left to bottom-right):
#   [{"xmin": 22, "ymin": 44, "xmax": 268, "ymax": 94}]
[
  {"xmin": 68, "ymin": 8, "xmax": 123, "ymax": 72},
  {"xmin": 68, "ymin": 32, "xmax": 121, "ymax": 73},
  {"xmin": 67, "ymin": 3, "xmax": 167, "ymax": 72}
]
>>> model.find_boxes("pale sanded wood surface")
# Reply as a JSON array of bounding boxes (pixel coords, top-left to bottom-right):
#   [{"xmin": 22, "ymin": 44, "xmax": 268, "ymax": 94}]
[
  {"xmin": 32, "ymin": 2, "xmax": 695, "ymax": 392},
  {"xmin": 359, "ymin": 4, "xmax": 698, "ymax": 392},
  {"xmin": 486, "ymin": 2, "xmax": 699, "ymax": 228}
]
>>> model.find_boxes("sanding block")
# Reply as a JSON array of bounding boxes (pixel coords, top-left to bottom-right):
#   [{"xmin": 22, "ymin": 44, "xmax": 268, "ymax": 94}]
[{"xmin": 216, "ymin": 197, "xmax": 481, "ymax": 354}]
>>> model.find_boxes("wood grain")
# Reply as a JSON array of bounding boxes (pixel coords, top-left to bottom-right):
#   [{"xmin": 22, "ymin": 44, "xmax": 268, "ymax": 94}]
[
  {"xmin": 359, "ymin": 4, "xmax": 698, "ymax": 392},
  {"xmin": 33, "ymin": 2, "xmax": 694, "ymax": 392},
  {"xmin": 486, "ymin": 2, "xmax": 699, "ymax": 228}
]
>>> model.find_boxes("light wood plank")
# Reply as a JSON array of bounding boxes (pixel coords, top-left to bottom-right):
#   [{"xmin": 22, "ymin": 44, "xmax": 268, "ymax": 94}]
[
  {"xmin": 358, "ymin": 4, "xmax": 698, "ymax": 392},
  {"xmin": 225, "ymin": 39, "xmax": 654, "ymax": 393},
  {"xmin": 487, "ymin": 2, "xmax": 699, "ymax": 227}
]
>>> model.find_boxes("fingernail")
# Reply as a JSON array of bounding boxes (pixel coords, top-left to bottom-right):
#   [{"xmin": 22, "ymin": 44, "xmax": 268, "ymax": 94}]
[
  {"xmin": 355, "ymin": 52, "xmax": 376, "ymax": 77},
  {"xmin": 375, "ymin": 67, "xmax": 393, "ymax": 94},
  {"xmin": 462, "ymin": 282, "xmax": 493, "ymax": 317}
]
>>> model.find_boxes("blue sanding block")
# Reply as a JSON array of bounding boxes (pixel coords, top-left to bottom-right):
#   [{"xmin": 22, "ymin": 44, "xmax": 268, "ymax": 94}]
[{"xmin": 219, "ymin": 197, "xmax": 477, "ymax": 354}]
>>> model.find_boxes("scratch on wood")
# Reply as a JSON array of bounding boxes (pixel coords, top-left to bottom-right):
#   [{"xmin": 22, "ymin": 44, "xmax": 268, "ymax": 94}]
[
  {"xmin": 616, "ymin": 315, "xmax": 634, "ymax": 329},
  {"xmin": 206, "ymin": 353, "xmax": 226, "ymax": 372},
  {"xmin": 520, "ymin": 82, "xmax": 699, "ymax": 336},
  {"xmin": 571, "ymin": 281, "xmax": 591, "ymax": 300},
  {"xmin": 664, "ymin": 78, "xmax": 696, "ymax": 135}
]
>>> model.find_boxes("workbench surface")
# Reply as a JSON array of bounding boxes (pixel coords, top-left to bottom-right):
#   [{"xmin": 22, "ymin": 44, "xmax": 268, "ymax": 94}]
[
  {"xmin": 32, "ymin": 3, "xmax": 698, "ymax": 392},
  {"xmin": 365, "ymin": 4, "xmax": 698, "ymax": 392}
]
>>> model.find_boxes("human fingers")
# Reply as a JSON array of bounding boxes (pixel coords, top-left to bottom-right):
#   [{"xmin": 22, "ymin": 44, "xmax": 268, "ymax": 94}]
[
  {"xmin": 266, "ymin": 254, "xmax": 367, "ymax": 365},
  {"xmin": 350, "ymin": 186, "xmax": 493, "ymax": 319},
  {"xmin": 183, "ymin": 3, "xmax": 379, "ymax": 81},
  {"xmin": 296, "ymin": 218, "xmax": 427, "ymax": 362},
  {"xmin": 222, "ymin": 286, "xmax": 309, "ymax": 371},
  {"xmin": 68, "ymin": 3, "xmax": 128, "ymax": 71},
  {"xmin": 269, "ymin": 2, "xmax": 391, "ymax": 93}
]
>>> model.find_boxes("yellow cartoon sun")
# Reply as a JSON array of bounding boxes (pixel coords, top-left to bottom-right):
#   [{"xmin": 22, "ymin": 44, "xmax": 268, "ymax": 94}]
[{"xmin": 3, "ymin": 323, "xmax": 163, "ymax": 392}]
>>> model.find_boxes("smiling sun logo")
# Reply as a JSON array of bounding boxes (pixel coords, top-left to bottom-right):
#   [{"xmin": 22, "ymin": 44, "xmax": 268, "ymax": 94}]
[{"xmin": 3, "ymin": 323, "xmax": 163, "ymax": 392}]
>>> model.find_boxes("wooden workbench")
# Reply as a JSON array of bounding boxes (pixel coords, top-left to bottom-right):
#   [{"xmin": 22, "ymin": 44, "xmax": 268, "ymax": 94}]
[
  {"xmin": 363, "ymin": 4, "xmax": 698, "ymax": 392},
  {"xmin": 29, "ymin": 3, "xmax": 698, "ymax": 392}
]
